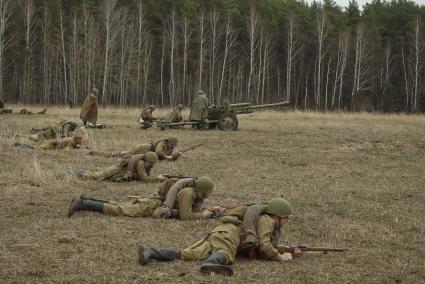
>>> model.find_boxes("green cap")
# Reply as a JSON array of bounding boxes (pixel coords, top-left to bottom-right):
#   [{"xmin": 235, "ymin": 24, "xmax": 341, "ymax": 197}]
[
  {"xmin": 195, "ymin": 176, "xmax": 214, "ymax": 193},
  {"xmin": 167, "ymin": 137, "xmax": 178, "ymax": 145},
  {"xmin": 144, "ymin": 151, "xmax": 158, "ymax": 162},
  {"xmin": 264, "ymin": 198, "xmax": 292, "ymax": 217}
]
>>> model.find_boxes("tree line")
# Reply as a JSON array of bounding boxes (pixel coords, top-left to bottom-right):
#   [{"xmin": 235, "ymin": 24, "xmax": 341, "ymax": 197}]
[{"xmin": 0, "ymin": 0, "xmax": 424, "ymax": 112}]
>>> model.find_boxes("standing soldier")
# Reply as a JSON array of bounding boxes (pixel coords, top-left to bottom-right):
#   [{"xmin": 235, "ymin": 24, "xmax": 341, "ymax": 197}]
[
  {"xmin": 80, "ymin": 88, "xmax": 98, "ymax": 126},
  {"xmin": 189, "ymin": 90, "xmax": 209, "ymax": 129},
  {"xmin": 140, "ymin": 105, "xmax": 157, "ymax": 129},
  {"xmin": 137, "ymin": 198, "xmax": 297, "ymax": 276},
  {"xmin": 76, "ymin": 151, "xmax": 165, "ymax": 182},
  {"xmin": 67, "ymin": 176, "xmax": 215, "ymax": 220}
]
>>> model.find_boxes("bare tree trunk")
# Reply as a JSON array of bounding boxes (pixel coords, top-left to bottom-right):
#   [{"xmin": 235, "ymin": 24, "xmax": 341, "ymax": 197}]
[
  {"xmin": 198, "ymin": 10, "xmax": 206, "ymax": 91},
  {"xmin": 182, "ymin": 18, "xmax": 191, "ymax": 105},
  {"xmin": 247, "ymin": 2, "xmax": 260, "ymax": 100},
  {"xmin": 160, "ymin": 31, "xmax": 165, "ymax": 105},
  {"xmin": 412, "ymin": 16, "xmax": 423, "ymax": 112},
  {"xmin": 401, "ymin": 43, "xmax": 410, "ymax": 112},
  {"xmin": 143, "ymin": 37, "xmax": 151, "ymax": 106},
  {"xmin": 22, "ymin": 0, "xmax": 35, "ymax": 103},
  {"xmin": 351, "ymin": 24, "xmax": 370, "ymax": 111},
  {"xmin": 209, "ymin": 8, "xmax": 220, "ymax": 102},
  {"xmin": 218, "ymin": 16, "xmax": 235, "ymax": 103},
  {"xmin": 41, "ymin": 3, "xmax": 49, "ymax": 104},
  {"xmin": 59, "ymin": 0, "xmax": 68, "ymax": 104},
  {"xmin": 315, "ymin": 7, "xmax": 327, "ymax": 110},
  {"xmin": 324, "ymin": 56, "xmax": 331, "ymax": 111},
  {"xmin": 136, "ymin": 3, "xmax": 145, "ymax": 105},
  {"xmin": 0, "ymin": 0, "xmax": 8, "ymax": 100},
  {"xmin": 167, "ymin": 9, "xmax": 176, "ymax": 106},
  {"xmin": 101, "ymin": 0, "xmax": 119, "ymax": 106},
  {"xmin": 304, "ymin": 60, "xmax": 311, "ymax": 110}
]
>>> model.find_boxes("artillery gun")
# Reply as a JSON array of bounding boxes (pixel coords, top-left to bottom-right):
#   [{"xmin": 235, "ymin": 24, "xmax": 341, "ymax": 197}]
[{"xmin": 156, "ymin": 98, "xmax": 290, "ymax": 131}]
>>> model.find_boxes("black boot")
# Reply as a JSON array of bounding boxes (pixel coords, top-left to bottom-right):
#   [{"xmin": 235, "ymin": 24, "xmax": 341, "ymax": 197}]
[
  {"xmin": 67, "ymin": 197, "xmax": 104, "ymax": 217},
  {"xmin": 138, "ymin": 246, "xmax": 181, "ymax": 265},
  {"xmin": 79, "ymin": 194, "xmax": 108, "ymax": 204},
  {"xmin": 200, "ymin": 252, "xmax": 233, "ymax": 276}
]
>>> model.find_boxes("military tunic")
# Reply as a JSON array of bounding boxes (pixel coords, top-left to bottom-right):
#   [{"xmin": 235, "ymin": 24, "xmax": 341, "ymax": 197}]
[
  {"xmin": 180, "ymin": 214, "xmax": 280, "ymax": 264},
  {"xmin": 102, "ymin": 187, "xmax": 205, "ymax": 220},
  {"xmin": 140, "ymin": 107, "xmax": 156, "ymax": 129},
  {"xmin": 40, "ymin": 137, "xmax": 80, "ymax": 150},
  {"xmin": 166, "ymin": 108, "xmax": 183, "ymax": 123}
]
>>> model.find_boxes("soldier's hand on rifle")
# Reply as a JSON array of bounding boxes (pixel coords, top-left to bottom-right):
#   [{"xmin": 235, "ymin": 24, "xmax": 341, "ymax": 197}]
[
  {"xmin": 293, "ymin": 248, "xmax": 303, "ymax": 257},
  {"xmin": 202, "ymin": 209, "xmax": 214, "ymax": 218},
  {"xmin": 164, "ymin": 155, "xmax": 173, "ymax": 161},
  {"xmin": 277, "ymin": 252, "xmax": 293, "ymax": 262},
  {"xmin": 171, "ymin": 152, "xmax": 181, "ymax": 161},
  {"xmin": 157, "ymin": 175, "xmax": 168, "ymax": 182}
]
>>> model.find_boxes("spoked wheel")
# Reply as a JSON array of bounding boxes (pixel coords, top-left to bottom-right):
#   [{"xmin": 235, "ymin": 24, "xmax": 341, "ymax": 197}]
[{"xmin": 218, "ymin": 112, "xmax": 238, "ymax": 131}]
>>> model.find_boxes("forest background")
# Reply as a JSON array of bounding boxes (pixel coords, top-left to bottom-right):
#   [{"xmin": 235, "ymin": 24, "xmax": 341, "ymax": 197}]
[{"xmin": 0, "ymin": 0, "xmax": 424, "ymax": 112}]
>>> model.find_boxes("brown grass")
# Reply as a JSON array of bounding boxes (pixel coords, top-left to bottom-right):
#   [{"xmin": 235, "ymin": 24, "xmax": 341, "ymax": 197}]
[{"xmin": 0, "ymin": 106, "xmax": 424, "ymax": 283}]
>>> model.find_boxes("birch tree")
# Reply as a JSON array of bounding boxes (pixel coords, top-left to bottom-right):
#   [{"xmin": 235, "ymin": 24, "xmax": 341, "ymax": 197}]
[{"xmin": 0, "ymin": 0, "xmax": 11, "ymax": 100}]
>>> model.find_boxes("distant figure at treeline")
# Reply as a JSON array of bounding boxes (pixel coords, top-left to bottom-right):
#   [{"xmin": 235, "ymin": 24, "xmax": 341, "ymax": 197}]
[{"xmin": 80, "ymin": 88, "xmax": 98, "ymax": 126}]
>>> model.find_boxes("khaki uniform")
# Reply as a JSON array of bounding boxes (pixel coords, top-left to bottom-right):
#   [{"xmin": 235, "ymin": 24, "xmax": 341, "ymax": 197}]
[
  {"xmin": 181, "ymin": 214, "xmax": 280, "ymax": 264},
  {"xmin": 40, "ymin": 137, "xmax": 80, "ymax": 150},
  {"xmin": 81, "ymin": 154, "xmax": 157, "ymax": 182},
  {"xmin": 120, "ymin": 144, "xmax": 152, "ymax": 166},
  {"xmin": 189, "ymin": 94, "xmax": 209, "ymax": 121},
  {"xmin": 154, "ymin": 140, "xmax": 175, "ymax": 160},
  {"xmin": 102, "ymin": 187, "xmax": 205, "ymax": 220},
  {"xmin": 80, "ymin": 93, "xmax": 98, "ymax": 124},
  {"xmin": 140, "ymin": 107, "xmax": 156, "ymax": 129},
  {"xmin": 166, "ymin": 108, "xmax": 183, "ymax": 126},
  {"xmin": 30, "ymin": 121, "xmax": 77, "ymax": 142}
]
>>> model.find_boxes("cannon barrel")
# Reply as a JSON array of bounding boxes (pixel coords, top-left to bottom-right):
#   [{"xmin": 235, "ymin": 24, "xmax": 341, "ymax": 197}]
[{"xmin": 249, "ymin": 101, "xmax": 290, "ymax": 109}]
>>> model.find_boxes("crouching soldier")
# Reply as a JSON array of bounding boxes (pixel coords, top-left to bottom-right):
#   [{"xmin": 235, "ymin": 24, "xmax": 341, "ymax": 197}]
[
  {"xmin": 137, "ymin": 198, "xmax": 297, "ymax": 276},
  {"xmin": 77, "ymin": 151, "xmax": 164, "ymax": 182},
  {"xmin": 140, "ymin": 105, "xmax": 157, "ymax": 129},
  {"xmin": 67, "ymin": 176, "xmax": 215, "ymax": 220}
]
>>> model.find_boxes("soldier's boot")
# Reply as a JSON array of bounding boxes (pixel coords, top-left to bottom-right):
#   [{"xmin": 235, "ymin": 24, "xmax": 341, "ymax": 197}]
[
  {"xmin": 67, "ymin": 197, "xmax": 104, "ymax": 217},
  {"xmin": 79, "ymin": 194, "xmax": 109, "ymax": 204},
  {"xmin": 31, "ymin": 128, "xmax": 43, "ymax": 134},
  {"xmin": 138, "ymin": 246, "xmax": 181, "ymax": 265},
  {"xmin": 14, "ymin": 142, "xmax": 35, "ymax": 150},
  {"xmin": 199, "ymin": 252, "xmax": 234, "ymax": 276}
]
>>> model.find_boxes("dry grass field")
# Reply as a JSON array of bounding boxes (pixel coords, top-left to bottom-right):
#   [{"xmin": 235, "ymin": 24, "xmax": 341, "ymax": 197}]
[{"xmin": 0, "ymin": 105, "xmax": 424, "ymax": 283}]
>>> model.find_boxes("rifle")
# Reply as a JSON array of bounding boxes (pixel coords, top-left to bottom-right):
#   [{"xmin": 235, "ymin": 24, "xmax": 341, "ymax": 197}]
[
  {"xmin": 162, "ymin": 174, "xmax": 196, "ymax": 179},
  {"xmin": 277, "ymin": 244, "xmax": 347, "ymax": 254},
  {"xmin": 179, "ymin": 142, "xmax": 206, "ymax": 153},
  {"xmin": 249, "ymin": 244, "xmax": 347, "ymax": 259},
  {"xmin": 207, "ymin": 204, "xmax": 246, "ymax": 219}
]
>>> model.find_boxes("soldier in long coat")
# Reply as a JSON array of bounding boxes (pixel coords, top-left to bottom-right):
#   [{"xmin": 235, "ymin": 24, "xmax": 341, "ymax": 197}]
[
  {"xmin": 80, "ymin": 88, "xmax": 98, "ymax": 125},
  {"xmin": 189, "ymin": 90, "xmax": 209, "ymax": 129}
]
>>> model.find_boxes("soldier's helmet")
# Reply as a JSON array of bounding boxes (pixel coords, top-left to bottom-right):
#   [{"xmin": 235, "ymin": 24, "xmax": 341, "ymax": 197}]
[
  {"xmin": 264, "ymin": 198, "xmax": 292, "ymax": 217},
  {"xmin": 177, "ymin": 104, "xmax": 183, "ymax": 110},
  {"xmin": 144, "ymin": 151, "xmax": 158, "ymax": 162},
  {"xmin": 194, "ymin": 176, "xmax": 214, "ymax": 193},
  {"xmin": 149, "ymin": 105, "xmax": 156, "ymax": 110},
  {"xmin": 167, "ymin": 136, "xmax": 178, "ymax": 145},
  {"xmin": 91, "ymin": 88, "xmax": 99, "ymax": 95},
  {"xmin": 198, "ymin": 90, "xmax": 204, "ymax": 95}
]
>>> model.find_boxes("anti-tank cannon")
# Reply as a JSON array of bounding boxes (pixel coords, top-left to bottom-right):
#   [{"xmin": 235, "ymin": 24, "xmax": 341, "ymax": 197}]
[{"xmin": 156, "ymin": 98, "xmax": 290, "ymax": 131}]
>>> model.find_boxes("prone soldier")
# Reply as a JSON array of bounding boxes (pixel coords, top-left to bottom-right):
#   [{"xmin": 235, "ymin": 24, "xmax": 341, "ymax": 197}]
[
  {"xmin": 67, "ymin": 176, "xmax": 215, "ymax": 221},
  {"xmin": 30, "ymin": 120, "xmax": 78, "ymax": 142},
  {"xmin": 137, "ymin": 198, "xmax": 298, "ymax": 276}
]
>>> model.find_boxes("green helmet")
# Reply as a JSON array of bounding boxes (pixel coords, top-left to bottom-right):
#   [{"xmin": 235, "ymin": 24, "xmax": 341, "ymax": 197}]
[
  {"xmin": 167, "ymin": 137, "xmax": 178, "ymax": 145},
  {"xmin": 149, "ymin": 105, "xmax": 156, "ymax": 110},
  {"xmin": 198, "ymin": 90, "xmax": 204, "ymax": 94},
  {"xmin": 195, "ymin": 176, "xmax": 214, "ymax": 193},
  {"xmin": 264, "ymin": 198, "xmax": 292, "ymax": 217},
  {"xmin": 91, "ymin": 88, "xmax": 99, "ymax": 95},
  {"xmin": 144, "ymin": 151, "xmax": 158, "ymax": 162}
]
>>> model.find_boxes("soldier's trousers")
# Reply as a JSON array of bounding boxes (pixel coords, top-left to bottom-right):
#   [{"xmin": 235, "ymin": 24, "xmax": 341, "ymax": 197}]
[
  {"xmin": 181, "ymin": 223, "xmax": 242, "ymax": 265},
  {"xmin": 103, "ymin": 198, "xmax": 162, "ymax": 217},
  {"xmin": 30, "ymin": 126, "xmax": 56, "ymax": 142},
  {"xmin": 81, "ymin": 165, "xmax": 124, "ymax": 180}
]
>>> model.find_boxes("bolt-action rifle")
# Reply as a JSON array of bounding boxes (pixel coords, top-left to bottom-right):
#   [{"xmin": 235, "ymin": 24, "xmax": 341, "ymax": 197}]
[
  {"xmin": 179, "ymin": 142, "xmax": 206, "ymax": 153},
  {"xmin": 249, "ymin": 244, "xmax": 348, "ymax": 259}
]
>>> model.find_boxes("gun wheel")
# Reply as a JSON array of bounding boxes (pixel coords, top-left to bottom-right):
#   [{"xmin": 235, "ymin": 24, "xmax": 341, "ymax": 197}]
[{"xmin": 218, "ymin": 112, "xmax": 238, "ymax": 131}]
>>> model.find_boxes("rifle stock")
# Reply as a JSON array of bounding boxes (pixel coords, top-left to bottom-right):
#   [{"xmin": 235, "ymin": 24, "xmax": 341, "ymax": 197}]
[{"xmin": 276, "ymin": 244, "xmax": 347, "ymax": 254}]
